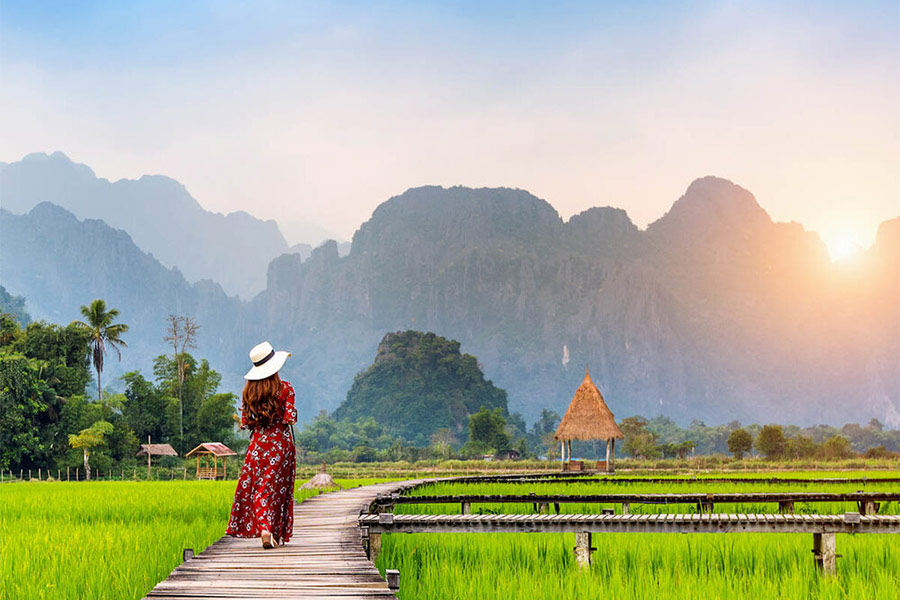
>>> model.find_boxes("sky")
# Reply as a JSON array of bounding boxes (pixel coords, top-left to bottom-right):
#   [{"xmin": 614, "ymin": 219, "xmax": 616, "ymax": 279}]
[{"xmin": 1, "ymin": 1, "xmax": 898, "ymax": 254}]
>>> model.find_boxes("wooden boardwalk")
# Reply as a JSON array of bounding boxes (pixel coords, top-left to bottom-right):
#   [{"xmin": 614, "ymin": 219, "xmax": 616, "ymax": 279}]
[{"xmin": 144, "ymin": 480, "xmax": 425, "ymax": 600}]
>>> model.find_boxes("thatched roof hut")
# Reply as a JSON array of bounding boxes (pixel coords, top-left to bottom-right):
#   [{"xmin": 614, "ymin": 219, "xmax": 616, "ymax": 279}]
[
  {"xmin": 136, "ymin": 443, "xmax": 178, "ymax": 457},
  {"xmin": 554, "ymin": 368, "xmax": 623, "ymax": 472}
]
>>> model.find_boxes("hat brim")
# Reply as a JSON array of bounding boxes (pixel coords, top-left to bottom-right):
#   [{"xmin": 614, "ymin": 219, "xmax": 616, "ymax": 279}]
[{"xmin": 244, "ymin": 350, "xmax": 290, "ymax": 380}]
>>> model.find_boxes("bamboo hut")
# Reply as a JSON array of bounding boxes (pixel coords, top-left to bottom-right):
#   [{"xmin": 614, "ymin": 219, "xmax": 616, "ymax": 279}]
[
  {"xmin": 554, "ymin": 367, "xmax": 624, "ymax": 473},
  {"xmin": 136, "ymin": 442, "xmax": 178, "ymax": 478},
  {"xmin": 185, "ymin": 442, "xmax": 237, "ymax": 480}
]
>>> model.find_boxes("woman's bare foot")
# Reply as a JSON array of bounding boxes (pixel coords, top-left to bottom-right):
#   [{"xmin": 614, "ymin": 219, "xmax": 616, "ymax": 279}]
[{"xmin": 261, "ymin": 530, "xmax": 274, "ymax": 549}]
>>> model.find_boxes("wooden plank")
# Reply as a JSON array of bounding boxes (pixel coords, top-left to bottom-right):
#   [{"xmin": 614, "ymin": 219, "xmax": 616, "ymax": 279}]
[
  {"xmin": 143, "ymin": 479, "xmax": 433, "ymax": 600},
  {"xmin": 360, "ymin": 513, "xmax": 900, "ymax": 535}
]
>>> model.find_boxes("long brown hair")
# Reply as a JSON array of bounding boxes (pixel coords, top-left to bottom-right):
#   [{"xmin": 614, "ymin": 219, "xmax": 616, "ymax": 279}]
[{"xmin": 242, "ymin": 372, "xmax": 283, "ymax": 428}]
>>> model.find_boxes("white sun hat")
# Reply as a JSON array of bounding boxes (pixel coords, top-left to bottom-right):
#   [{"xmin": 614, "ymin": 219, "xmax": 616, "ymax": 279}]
[{"xmin": 244, "ymin": 341, "xmax": 291, "ymax": 380}]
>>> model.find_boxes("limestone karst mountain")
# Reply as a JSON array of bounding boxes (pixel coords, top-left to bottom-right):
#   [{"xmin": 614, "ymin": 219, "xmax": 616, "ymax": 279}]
[{"xmin": 1, "ymin": 180, "xmax": 897, "ymax": 428}]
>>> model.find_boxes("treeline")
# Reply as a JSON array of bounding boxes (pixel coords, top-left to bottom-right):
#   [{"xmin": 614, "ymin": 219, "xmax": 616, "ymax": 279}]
[
  {"xmin": 0, "ymin": 304, "xmax": 238, "ymax": 478},
  {"xmin": 294, "ymin": 409, "xmax": 900, "ymax": 464}
]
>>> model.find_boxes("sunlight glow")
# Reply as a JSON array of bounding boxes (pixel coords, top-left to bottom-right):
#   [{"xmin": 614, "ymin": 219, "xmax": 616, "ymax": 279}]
[{"xmin": 825, "ymin": 236, "xmax": 864, "ymax": 262}]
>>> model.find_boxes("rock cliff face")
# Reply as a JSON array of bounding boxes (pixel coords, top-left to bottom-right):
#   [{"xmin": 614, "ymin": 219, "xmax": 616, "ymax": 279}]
[
  {"xmin": 2, "ymin": 181, "xmax": 897, "ymax": 427},
  {"xmin": 252, "ymin": 182, "xmax": 898, "ymax": 426},
  {"xmin": 0, "ymin": 152, "xmax": 289, "ymax": 298}
]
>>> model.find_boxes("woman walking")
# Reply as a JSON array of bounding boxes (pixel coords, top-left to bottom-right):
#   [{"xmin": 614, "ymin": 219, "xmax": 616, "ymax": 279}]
[{"xmin": 226, "ymin": 341, "xmax": 297, "ymax": 548}]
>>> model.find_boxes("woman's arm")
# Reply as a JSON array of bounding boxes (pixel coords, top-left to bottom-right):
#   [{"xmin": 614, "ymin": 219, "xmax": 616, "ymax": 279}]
[{"xmin": 282, "ymin": 381, "xmax": 298, "ymax": 425}]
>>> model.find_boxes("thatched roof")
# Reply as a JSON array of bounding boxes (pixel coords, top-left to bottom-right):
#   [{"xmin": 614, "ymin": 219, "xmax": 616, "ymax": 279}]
[
  {"xmin": 186, "ymin": 442, "xmax": 237, "ymax": 457},
  {"xmin": 136, "ymin": 443, "xmax": 178, "ymax": 457},
  {"xmin": 554, "ymin": 368, "xmax": 624, "ymax": 441}
]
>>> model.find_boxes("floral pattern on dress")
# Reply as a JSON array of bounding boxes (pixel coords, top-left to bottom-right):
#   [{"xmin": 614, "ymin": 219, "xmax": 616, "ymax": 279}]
[{"xmin": 226, "ymin": 380, "xmax": 297, "ymax": 543}]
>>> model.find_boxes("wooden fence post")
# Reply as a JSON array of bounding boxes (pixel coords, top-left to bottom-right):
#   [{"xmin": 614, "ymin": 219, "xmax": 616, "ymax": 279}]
[
  {"xmin": 779, "ymin": 501, "xmax": 794, "ymax": 514},
  {"xmin": 461, "ymin": 501, "xmax": 471, "ymax": 514},
  {"xmin": 67, "ymin": 466, "xmax": 70, "ymax": 481},
  {"xmin": 622, "ymin": 502, "xmax": 631, "ymax": 514}
]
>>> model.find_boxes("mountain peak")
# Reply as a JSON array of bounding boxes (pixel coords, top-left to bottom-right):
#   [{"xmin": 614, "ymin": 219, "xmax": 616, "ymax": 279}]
[{"xmin": 648, "ymin": 176, "xmax": 772, "ymax": 242}]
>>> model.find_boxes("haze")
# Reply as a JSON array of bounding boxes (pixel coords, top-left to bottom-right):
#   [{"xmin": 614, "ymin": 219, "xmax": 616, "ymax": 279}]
[{"xmin": 1, "ymin": 1, "xmax": 897, "ymax": 251}]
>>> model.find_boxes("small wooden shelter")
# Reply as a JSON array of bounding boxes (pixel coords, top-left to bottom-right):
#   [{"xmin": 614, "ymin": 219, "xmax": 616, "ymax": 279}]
[
  {"xmin": 186, "ymin": 442, "xmax": 237, "ymax": 480},
  {"xmin": 136, "ymin": 443, "xmax": 178, "ymax": 458},
  {"xmin": 554, "ymin": 367, "xmax": 624, "ymax": 473},
  {"xmin": 136, "ymin": 442, "xmax": 178, "ymax": 478}
]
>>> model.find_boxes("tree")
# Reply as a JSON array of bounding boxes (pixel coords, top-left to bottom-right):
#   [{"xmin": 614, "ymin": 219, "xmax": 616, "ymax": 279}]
[
  {"xmin": 163, "ymin": 315, "xmax": 199, "ymax": 453},
  {"xmin": 727, "ymin": 428, "xmax": 753, "ymax": 460},
  {"xmin": 0, "ymin": 354, "xmax": 54, "ymax": 470},
  {"xmin": 818, "ymin": 435, "xmax": 855, "ymax": 460},
  {"xmin": 75, "ymin": 299, "xmax": 129, "ymax": 403},
  {"xmin": 121, "ymin": 371, "xmax": 169, "ymax": 442},
  {"xmin": 621, "ymin": 416, "xmax": 661, "ymax": 459},
  {"xmin": 467, "ymin": 406, "xmax": 511, "ymax": 454},
  {"xmin": 756, "ymin": 424, "xmax": 787, "ymax": 460},
  {"xmin": 430, "ymin": 427, "xmax": 457, "ymax": 459},
  {"xmin": 528, "ymin": 408, "xmax": 561, "ymax": 458},
  {"xmin": 785, "ymin": 435, "xmax": 818, "ymax": 459},
  {"xmin": 68, "ymin": 420, "xmax": 113, "ymax": 480}
]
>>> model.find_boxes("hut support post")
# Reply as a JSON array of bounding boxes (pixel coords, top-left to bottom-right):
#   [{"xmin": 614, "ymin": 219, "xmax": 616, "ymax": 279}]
[
  {"xmin": 560, "ymin": 441, "xmax": 565, "ymax": 464},
  {"xmin": 147, "ymin": 436, "xmax": 152, "ymax": 480},
  {"xmin": 609, "ymin": 439, "xmax": 615, "ymax": 472},
  {"xmin": 605, "ymin": 438, "xmax": 611, "ymax": 465},
  {"xmin": 574, "ymin": 531, "xmax": 595, "ymax": 568},
  {"xmin": 813, "ymin": 533, "xmax": 837, "ymax": 576},
  {"xmin": 368, "ymin": 532, "xmax": 382, "ymax": 562},
  {"xmin": 567, "ymin": 440, "xmax": 572, "ymax": 463}
]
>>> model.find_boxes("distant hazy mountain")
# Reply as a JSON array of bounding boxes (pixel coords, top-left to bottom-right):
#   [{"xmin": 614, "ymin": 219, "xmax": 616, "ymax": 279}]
[
  {"xmin": 0, "ymin": 152, "xmax": 288, "ymax": 298},
  {"xmin": 0, "ymin": 203, "xmax": 246, "ymax": 389},
  {"xmin": 2, "ymin": 182, "xmax": 897, "ymax": 428}
]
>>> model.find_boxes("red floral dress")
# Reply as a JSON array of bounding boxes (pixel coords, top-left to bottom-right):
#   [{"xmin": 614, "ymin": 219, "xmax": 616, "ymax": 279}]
[{"xmin": 226, "ymin": 380, "xmax": 297, "ymax": 543}]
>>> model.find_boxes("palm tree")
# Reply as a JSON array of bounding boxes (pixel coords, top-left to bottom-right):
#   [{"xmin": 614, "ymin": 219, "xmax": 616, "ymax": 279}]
[{"xmin": 75, "ymin": 299, "xmax": 129, "ymax": 403}]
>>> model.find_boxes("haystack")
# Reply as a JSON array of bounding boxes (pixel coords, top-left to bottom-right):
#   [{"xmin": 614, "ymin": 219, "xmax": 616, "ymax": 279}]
[
  {"xmin": 554, "ymin": 367, "xmax": 624, "ymax": 472},
  {"xmin": 300, "ymin": 462, "xmax": 342, "ymax": 490}
]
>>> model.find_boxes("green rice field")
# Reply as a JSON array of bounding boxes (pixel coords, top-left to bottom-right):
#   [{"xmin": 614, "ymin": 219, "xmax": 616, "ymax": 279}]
[
  {"xmin": 0, "ymin": 478, "xmax": 389, "ymax": 600},
  {"xmin": 1, "ymin": 471, "xmax": 898, "ymax": 600},
  {"xmin": 376, "ymin": 471, "xmax": 900, "ymax": 600}
]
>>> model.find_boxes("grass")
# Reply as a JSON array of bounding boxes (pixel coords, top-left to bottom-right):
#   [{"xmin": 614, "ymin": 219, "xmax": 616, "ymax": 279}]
[
  {"xmin": 399, "ymin": 473, "xmax": 900, "ymax": 515},
  {"xmin": 0, "ymin": 477, "xmax": 394, "ymax": 600},
  {"xmin": 2, "ymin": 469, "xmax": 897, "ymax": 600},
  {"xmin": 377, "ymin": 532, "xmax": 899, "ymax": 600}
]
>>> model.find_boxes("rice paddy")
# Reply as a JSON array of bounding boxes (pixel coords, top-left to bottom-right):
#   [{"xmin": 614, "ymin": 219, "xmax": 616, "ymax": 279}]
[
  {"xmin": 1, "ymin": 470, "xmax": 897, "ymax": 600},
  {"xmin": 375, "ymin": 471, "xmax": 900, "ymax": 600},
  {"xmin": 0, "ymin": 478, "xmax": 391, "ymax": 600}
]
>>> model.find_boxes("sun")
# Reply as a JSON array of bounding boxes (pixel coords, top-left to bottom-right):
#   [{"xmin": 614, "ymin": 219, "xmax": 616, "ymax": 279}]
[{"xmin": 825, "ymin": 235, "xmax": 863, "ymax": 262}]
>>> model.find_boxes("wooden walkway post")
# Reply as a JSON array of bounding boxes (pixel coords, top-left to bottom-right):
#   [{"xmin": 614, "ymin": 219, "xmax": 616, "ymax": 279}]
[
  {"xmin": 813, "ymin": 533, "xmax": 837, "ymax": 575},
  {"xmin": 574, "ymin": 531, "xmax": 594, "ymax": 568}
]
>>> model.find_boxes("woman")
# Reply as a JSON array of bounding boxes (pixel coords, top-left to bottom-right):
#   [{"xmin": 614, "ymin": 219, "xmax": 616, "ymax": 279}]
[{"xmin": 226, "ymin": 341, "xmax": 297, "ymax": 548}]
